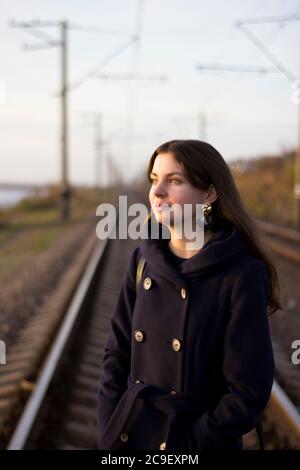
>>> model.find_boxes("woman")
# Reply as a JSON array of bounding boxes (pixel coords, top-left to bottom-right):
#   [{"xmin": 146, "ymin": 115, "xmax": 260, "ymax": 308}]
[{"xmin": 97, "ymin": 139, "xmax": 281, "ymax": 451}]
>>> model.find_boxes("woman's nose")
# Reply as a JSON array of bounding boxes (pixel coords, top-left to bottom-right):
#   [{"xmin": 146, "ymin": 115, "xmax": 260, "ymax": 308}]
[{"xmin": 153, "ymin": 181, "xmax": 167, "ymax": 197}]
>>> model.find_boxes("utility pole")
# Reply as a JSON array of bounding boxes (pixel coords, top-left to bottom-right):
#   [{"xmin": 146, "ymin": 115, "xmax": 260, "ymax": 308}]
[
  {"xmin": 105, "ymin": 147, "xmax": 113, "ymax": 188},
  {"xmin": 94, "ymin": 113, "xmax": 102, "ymax": 190},
  {"xmin": 10, "ymin": 19, "xmax": 70, "ymax": 221},
  {"xmin": 104, "ymin": 146, "xmax": 120, "ymax": 189},
  {"xmin": 196, "ymin": 13, "xmax": 300, "ymax": 229},
  {"xmin": 10, "ymin": 19, "xmax": 137, "ymax": 221},
  {"xmin": 60, "ymin": 20, "xmax": 70, "ymax": 221},
  {"xmin": 82, "ymin": 113, "xmax": 122, "ymax": 189},
  {"xmin": 82, "ymin": 115, "xmax": 129, "ymax": 189}
]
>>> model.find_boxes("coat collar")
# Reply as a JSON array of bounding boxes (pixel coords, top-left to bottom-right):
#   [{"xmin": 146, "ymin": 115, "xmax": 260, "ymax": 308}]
[{"xmin": 140, "ymin": 217, "xmax": 248, "ymax": 288}]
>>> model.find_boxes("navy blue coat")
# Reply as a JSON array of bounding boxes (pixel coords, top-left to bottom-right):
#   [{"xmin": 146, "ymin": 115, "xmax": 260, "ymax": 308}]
[{"xmin": 97, "ymin": 220, "xmax": 274, "ymax": 451}]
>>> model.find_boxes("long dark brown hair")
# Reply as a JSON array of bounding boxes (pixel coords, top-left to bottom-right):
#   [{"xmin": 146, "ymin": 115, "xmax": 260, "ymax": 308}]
[{"xmin": 147, "ymin": 139, "xmax": 282, "ymax": 315}]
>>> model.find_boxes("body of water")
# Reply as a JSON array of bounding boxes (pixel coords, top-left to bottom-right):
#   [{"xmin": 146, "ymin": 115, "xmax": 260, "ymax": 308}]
[{"xmin": 0, "ymin": 188, "xmax": 33, "ymax": 208}]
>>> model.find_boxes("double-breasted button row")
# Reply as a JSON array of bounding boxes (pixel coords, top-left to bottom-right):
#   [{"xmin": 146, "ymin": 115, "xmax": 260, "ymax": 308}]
[
  {"xmin": 143, "ymin": 277, "xmax": 188, "ymax": 302},
  {"xmin": 135, "ymin": 331, "xmax": 182, "ymax": 352}
]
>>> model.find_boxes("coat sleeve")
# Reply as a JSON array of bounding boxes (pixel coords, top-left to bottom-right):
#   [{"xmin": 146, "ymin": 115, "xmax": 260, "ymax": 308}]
[
  {"xmin": 97, "ymin": 246, "xmax": 140, "ymax": 440},
  {"xmin": 191, "ymin": 258, "xmax": 275, "ymax": 449}
]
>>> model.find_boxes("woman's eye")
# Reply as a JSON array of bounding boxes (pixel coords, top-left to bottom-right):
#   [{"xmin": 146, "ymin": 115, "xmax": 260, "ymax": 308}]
[{"xmin": 150, "ymin": 177, "xmax": 181, "ymax": 184}]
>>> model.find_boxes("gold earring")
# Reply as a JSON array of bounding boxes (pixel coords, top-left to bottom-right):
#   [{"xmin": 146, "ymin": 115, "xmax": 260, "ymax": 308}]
[{"xmin": 203, "ymin": 203, "xmax": 212, "ymax": 217}]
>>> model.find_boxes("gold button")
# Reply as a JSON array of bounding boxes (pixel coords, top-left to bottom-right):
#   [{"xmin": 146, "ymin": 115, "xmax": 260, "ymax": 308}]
[
  {"xmin": 181, "ymin": 288, "xmax": 187, "ymax": 299},
  {"xmin": 134, "ymin": 330, "xmax": 145, "ymax": 342},
  {"xmin": 160, "ymin": 442, "xmax": 167, "ymax": 450},
  {"xmin": 120, "ymin": 432, "xmax": 128, "ymax": 442},
  {"xmin": 170, "ymin": 390, "xmax": 177, "ymax": 395},
  {"xmin": 172, "ymin": 338, "xmax": 181, "ymax": 352},
  {"xmin": 143, "ymin": 277, "xmax": 152, "ymax": 290}
]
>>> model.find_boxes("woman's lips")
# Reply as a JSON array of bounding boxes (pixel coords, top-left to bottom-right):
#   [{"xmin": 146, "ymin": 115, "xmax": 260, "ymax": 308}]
[{"xmin": 152, "ymin": 203, "xmax": 169, "ymax": 212}]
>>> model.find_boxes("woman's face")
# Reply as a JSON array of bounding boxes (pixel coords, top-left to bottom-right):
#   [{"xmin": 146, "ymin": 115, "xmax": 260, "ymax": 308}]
[{"xmin": 149, "ymin": 151, "xmax": 209, "ymax": 226}]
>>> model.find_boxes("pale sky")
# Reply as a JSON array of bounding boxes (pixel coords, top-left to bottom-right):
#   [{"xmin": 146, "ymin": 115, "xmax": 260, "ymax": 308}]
[{"xmin": 0, "ymin": 0, "xmax": 299, "ymax": 186}]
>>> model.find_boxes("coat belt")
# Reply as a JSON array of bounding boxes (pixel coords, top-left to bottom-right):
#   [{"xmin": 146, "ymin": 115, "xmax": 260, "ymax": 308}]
[{"xmin": 98, "ymin": 376, "xmax": 206, "ymax": 450}]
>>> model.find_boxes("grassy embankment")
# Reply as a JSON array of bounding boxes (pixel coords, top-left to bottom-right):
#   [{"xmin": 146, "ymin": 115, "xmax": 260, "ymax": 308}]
[
  {"xmin": 0, "ymin": 186, "xmax": 115, "ymax": 287},
  {"xmin": 231, "ymin": 150, "xmax": 295, "ymax": 228}
]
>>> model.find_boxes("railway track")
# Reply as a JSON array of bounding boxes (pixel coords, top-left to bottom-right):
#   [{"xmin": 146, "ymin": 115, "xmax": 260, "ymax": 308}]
[
  {"xmin": 257, "ymin": 219, "xmax": 300, "ymax": 265},
  {"xmin": 0, "ymin": 212, "xmax": 299, "ymax": 450}
]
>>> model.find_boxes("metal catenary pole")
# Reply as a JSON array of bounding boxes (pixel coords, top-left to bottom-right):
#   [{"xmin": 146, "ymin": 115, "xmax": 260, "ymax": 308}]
[{"xmin": 196, "ymin": 13, "xmax": 300, "ymax": 229}]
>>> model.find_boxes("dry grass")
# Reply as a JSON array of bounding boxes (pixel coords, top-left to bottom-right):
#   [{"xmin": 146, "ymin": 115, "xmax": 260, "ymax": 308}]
[{"xmin": 231, "ymin": 150, "xmax": 295, "ymax": 228}]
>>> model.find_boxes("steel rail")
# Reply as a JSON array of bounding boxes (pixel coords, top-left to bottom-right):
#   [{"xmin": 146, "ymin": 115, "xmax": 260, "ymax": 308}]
[{"xmin": 7, "ymin": 236, "xmax": 109, "ymax": 450}]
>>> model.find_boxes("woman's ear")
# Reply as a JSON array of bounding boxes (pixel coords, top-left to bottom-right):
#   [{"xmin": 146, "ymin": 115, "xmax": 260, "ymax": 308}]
[{"xmin": 205, "ymin": 184, "xmax": 218, "ymax": 204}]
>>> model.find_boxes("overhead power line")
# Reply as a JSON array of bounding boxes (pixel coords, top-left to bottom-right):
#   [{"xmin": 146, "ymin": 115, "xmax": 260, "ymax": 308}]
[{"xmin": 196, "ymin": 12, "xmax": 300, "ymax": 229}]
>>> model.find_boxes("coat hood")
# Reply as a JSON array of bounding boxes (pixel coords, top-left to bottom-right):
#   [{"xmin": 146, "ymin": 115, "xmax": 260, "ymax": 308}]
[{"xmin": 140, "ymin": 217, "xmax": 249, "ymax": 288}]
